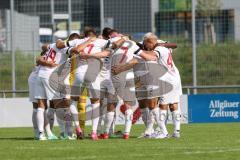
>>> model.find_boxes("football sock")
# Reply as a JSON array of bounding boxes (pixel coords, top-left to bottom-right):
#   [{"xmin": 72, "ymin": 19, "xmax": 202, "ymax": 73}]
[
  {"xmin": 32, "ymin": 108, "xmax": 38, "ymax": 137},
  {"xmin": 172, "ymin": 110, "xmax": 181, "ymax": 133},
  {"xmin": 97, "ymin": 105, "xmax": 105, "ymax": 134},
  {"xmin": 36, "ymin": 108, "xmax": 45, "ymax": 133},
  {"xmin": 109, "ymin": 112, "xmax": 116, "ymax": 134},
  {"xmin": 92, "ymin": 103, "xmax": 100, "ymax": 133},
  {"xmin": 104, "ymin": 111, "xmax": 115, "ymax": 134},
  {"xmin": 47, "ymin": 108, "xmax": 55, "ymax": 130},
  {"xmin": 144, "ymin": 108, "xmax": 154, "ymax": 135},
  {"xmin": 78, "ymin": 96, "xmax": 86, "ymax": 132},
  {"xmin": 70, "ymin": 100, "xmax": 80, "ymax": 128},
  {"xmin": 65, "ymin": 109, "xmax": 73, "ymax": 136},
  {"xmin": 124, "ymin": 109, "xmax": 133, "ymax": 134},
  {"xmin": 44, "ymin": 109, "xmax": 55, "ymax": 137},
  {"xmin": 158, "ymin": 109, "xmax": 168, "ymax": 135},
  {"xmin": 56, "ymin": 108, "xmax": 67, "ymax": 135},
  {"xmin": 140, "ymin": 108, "xmax": 149, "ymax": 127}
]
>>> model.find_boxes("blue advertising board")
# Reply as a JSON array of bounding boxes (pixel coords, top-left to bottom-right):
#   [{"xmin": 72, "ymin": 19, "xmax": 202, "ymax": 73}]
[{"xmin": 188, "ymin": 94, "xmax": 240, "ymax": 123}]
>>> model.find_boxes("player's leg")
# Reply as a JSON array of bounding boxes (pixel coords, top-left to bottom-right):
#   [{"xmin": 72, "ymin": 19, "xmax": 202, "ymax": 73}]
[
  {"xmin": 122, "ymin": 102, "xmax": 134, "ymax": 139},
  {"xmin": 47, "ymin": 100, "xmax": 55, "ymax": 130},
  {"xmin": 102, "ymin": 102, "xmax": 116, "ymax": 139},
  {"xmin": 89, "ymin": 98, "xmax": 100, "ymax": 140},
  {"xmin": 97, "ymin": 81, "xmax": 110, "ymax": 136},
  {"xmin": 70, "ymin": 74, "xmax": 83, "ymax": 139},
  {"xmin": 153, "ymin": 102, "xmax": 169, "ymax": 139},
  {"xmin": 97, "ymin": 98, "xmax": 106, "ymax": 135},
  {"xmin": 88, "ymin": 75, "xmax": 103, "ymax": 140},
  {"xmin": 36, "ymin": 99, "xmax": 47, "ymax": 140},
  {"xmin": 77, "ymin": 91, "xmax": 87, "ymax": 135},
  {"xmin": 41, "ymin": 77, "xmax": 60, "ymax": 140},
  {"xmin": 169, "ymin": 103, "xmax": 181, "ymax": 138},
  {"xmin": 43, "ymin": 105, "xmax": 58, "ymax": 140},
  {"xmin": 121, "ymin": 79, "xmax": 136, "ymax": 139},
  {"xmin": 32, "ymin": 102, "xmax": 38, "ymax": 139},
  {"xmin": 107, "ymin": 82, "xmax": 119, "ymax": 138},
  {"xmin": 34, "ymin": 76, "xmax": 48, "ymax": 140},
  {"xmin": 65, "ymin": 101, "xmax": 73, "ymax": 138},
  {"xmin": 138, "ymin": 100, "xmax": 148, "ymax": 127},
  {"xmin": 55, "ymin": 99, "xmax": 67, "ymax": 138},
  {"xmin": 54, "ymin": 99, "xmax": 73, "ymax": 139},
  {"xmin": 69, "ymin": 96, "xmax": 83, "ymax": 139},
  {"xmin": 28, "ymin": 73, "xmax": 39, "ymax": 139},
  {"xmin": 168, "ymin": 79, "xmax": 182, "ymax": 138},
  {"xmin": 144, "ymin": 98, "xmax": 159, "ymax": 137}
]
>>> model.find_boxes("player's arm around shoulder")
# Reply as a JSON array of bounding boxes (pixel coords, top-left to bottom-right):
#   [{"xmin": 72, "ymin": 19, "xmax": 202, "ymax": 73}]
[
  {"xmin": 56, "ymin": 39, "xmax": 66, "ymax": 49},
  {"xmin": 81, "ymin": 49, "xmax": 111, "ymax": 60},
  {"xmin": 76, "ymin": 37, "xmax": 97, "ymax": 52},
  {"xmin": 137, "ymin": 50, "xmax": 158, "ymax": 61},
  {"xmin": 153, "ymin": 46, "xmax": 169, "ymax": 59},
  {"xmin": 111, "ymin": 58, "xmax": 138, "ymax": 75},
  {"xmin": 36, "ymin": 56, "xmax": 57, "ymax": 68}
]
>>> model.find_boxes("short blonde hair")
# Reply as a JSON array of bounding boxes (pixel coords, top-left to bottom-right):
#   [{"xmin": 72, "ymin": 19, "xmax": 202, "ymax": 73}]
[{"xmin": 143, "ymin": 32, "xmax": 158, "ymax": 40}]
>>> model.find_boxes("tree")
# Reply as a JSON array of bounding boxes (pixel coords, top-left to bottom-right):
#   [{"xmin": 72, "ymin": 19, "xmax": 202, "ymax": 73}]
[{"xmin": 196, "ymin": 0, "xmax": 221, "ymax": 44}]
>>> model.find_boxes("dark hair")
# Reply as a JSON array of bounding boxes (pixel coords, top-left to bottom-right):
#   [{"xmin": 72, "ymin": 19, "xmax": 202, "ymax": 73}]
[
  {"xmin": 79, "ymin": 34, "xmax": 85, "ymax": 39},
  {"xmin": 102, "ymin": 27, "xmax": 112, "ymax": 39},
  {"xmin": 123, "ymin": 34, "xmax": 132, "ymax": 40},
  {"xmin": 109, "ymin": 29, "xmax": 118, "ymax": 34},
  {"xmin": 40, "ymin": 50, "xmax": 46, "ymax": 56},
  {"xmin": 68, "ymin": 33, "xmax": 80, "ymax": 41},
  {"xmin": 84, "ymin": 26, "xmax": 96, "ymax": 37}
]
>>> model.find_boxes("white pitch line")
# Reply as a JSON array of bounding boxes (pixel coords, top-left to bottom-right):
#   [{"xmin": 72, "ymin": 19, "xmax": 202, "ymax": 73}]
[{"xmin": 184, "ymin": 148, "xmax": 240, "ymax": 155}]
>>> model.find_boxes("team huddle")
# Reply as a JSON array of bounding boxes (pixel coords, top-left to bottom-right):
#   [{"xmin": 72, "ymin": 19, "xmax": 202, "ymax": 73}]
[{"xmin": 28, "ymin": 27, "xmax": 182, "ymax": 140}]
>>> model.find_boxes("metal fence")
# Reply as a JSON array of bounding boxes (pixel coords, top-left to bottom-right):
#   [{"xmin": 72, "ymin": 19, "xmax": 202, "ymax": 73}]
[{"xmin": 0, "ymin": 0, "xmax": 239, "ymax": 97}]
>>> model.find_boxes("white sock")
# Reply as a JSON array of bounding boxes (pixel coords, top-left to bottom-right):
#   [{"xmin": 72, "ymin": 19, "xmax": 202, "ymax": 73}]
[
  {"xmin": 65, "ymin": 109, "xmax": 73, "ymax": 136},
  {"xmin": 172, "ymin": 110, "xmax": 181, "ymax": 133},
  {"xmin": 92, "ymin": 103, "xmax": 100, "ymax": 133},
  {"xmin": 144, "ymin": 108, "xmax": 154, "ymax": 135},
  {"xmin": 124, "ymin": 109, "xmax": 133, "ymax": 134},
  {"xmin": 70, "ymin": 101, "xmax": 80, "ymax": 128},
  {"xmin": 158, "ymin": 109, "xmax": 168, "ymax": 135},
  {"xmin": 47, "ymin": 108, "xmax": 55, "ymax": 130},
  {"xmin": 109, "ymin": 112, "xmax": 116, "ymax": 134},
  {"xmin": 36, "ymin": 108, "xmax": 45, "ymax": 133},
  {"xmin": 97, "ymin": 105, "xmax": 105, "ymax": 134},
  {"xmin": 140, "ymin": 108, "xmax": 149, "ymax": 127},
  {"xmin": 56, "ymin": 108, "xmax": 67, "ymax": 135},
  {"xmin": 104, "ymin": 111, "xmax": 115, "ymax": 134},
  {"xmin": 44, "ymin": 110, "xmax": 54, "ymax": 137},
  {"xmin": 32, "ymin": 108, "xmax": 38, "ymax": 137}
]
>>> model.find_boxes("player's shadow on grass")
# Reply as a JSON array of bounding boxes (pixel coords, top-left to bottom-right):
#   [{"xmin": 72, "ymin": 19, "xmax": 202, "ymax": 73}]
[{"xmin": 0, "ymin": 137, "xmax": 34, "ymax": 141}]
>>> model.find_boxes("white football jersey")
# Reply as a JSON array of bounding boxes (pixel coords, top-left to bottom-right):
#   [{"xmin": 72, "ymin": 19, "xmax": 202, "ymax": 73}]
[
  {"xmin": 111, "ymin": 38, "xmax": 140, "ymax": 65},
  {"xmin": 38, "ymin": 43, "xmax": 69, "ymax": 78},
  {"xmin": 67, "ymin": 38, "xmax": 90, "ymax": 74},
  {"xmin": 82, "ymin": 38, "xmax": 109, "ymax": 54},
  {"xmin": 81, "ymin": 38, "xmax": 110, "ymax": 78},
  {"xmin": 68, "ymin": 38, "xmax": 89, "ymax": 47},
  {"xmin": 154, "ymin": 46, "xmax": 180, "ymax": 78},
  {"xmin": 109, "ymin": 37, "xmax": 141, "ymax": 81}
]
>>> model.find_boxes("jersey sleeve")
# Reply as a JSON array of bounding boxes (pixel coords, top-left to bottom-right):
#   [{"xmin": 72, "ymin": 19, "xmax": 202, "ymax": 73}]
[
  {"xmin": 49, "ymin": 43, "xmax": 55, "ymax": 49},
  {"xmin": 154, "ymin": 46, "xmax": 169, "ymax": 59},
  {"xmin": 61, "ymin": 47, "xmax": 69, "ymax": 54},
  {"xmin": 153, "ymin": 46, "xmax": 163, "ymax": 59},
  {"xmin": 68, "ymin": 39, "xmax": 86, "ymax": 47},
  {"xmin": 108, "ymin": 37, "xmax": 121, "ymax": 49},
  {"xmin": 99, "ymin": 39, "xmax": 109, "ymax": 48}
]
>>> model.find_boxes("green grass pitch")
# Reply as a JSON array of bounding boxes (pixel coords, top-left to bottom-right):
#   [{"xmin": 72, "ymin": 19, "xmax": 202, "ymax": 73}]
[{"xmin": 0, "ymin": 123, "xmax": 239, "ymax": 160}]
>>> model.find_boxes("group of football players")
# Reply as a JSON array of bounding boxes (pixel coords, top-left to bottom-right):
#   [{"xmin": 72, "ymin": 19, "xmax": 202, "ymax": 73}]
[{"xmin": 28, "ymin": 27, "xmax": 182, "ymax": 141}]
